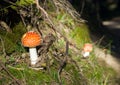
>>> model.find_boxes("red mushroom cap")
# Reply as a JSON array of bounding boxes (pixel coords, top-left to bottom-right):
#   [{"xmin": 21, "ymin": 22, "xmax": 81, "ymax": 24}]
[
  {"xmin": 21, "ymin": 31, "xmax": 41, "ymax": 47},
  {"xmin": 83, "ymin": 43, "xmax": 93, "ymax": 52}
]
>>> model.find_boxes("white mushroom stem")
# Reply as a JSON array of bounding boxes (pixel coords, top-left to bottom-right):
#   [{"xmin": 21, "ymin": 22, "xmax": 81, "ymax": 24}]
[
  {"xmin": 29, "ymin": 47, "xmax": 38, "ymax": 65},
  {"xmin": 83, "ymin": 52, "xmax": 90, "ymax": 58}
]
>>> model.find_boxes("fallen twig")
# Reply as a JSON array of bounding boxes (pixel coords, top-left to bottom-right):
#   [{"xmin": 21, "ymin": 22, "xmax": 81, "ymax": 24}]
[
  {"xmin": 0, "ymin": 21, "xmax": 12, "ymax": 33},
  {"xmin": 57, "ymin": 41, "xmax": 69, "ymax": 85},
  {"xmin": 0, "ymin": 36, "xmax": 6, "ymax": 56}
]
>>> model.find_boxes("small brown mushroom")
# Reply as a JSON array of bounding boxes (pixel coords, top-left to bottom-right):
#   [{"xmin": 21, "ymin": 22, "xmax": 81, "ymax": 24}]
[{"xmin": 82, "ymin": 43, "xmax": 93, "ymax": 58}]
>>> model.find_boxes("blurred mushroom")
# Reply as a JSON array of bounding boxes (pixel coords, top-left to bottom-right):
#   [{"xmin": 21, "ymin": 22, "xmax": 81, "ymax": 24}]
[
  {"xmin": 82, "ymin": 43, "xmax": 93, "ymax": 58},
  {"xmin": 21, "ymin": 31, "xmax": 41, "ymax": 65}
]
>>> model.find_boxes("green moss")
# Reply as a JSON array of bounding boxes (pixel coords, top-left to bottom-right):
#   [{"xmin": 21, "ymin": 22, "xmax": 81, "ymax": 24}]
[
  {"xmin": 64, "ymin": 63, "xmax": 87, "ymax": 85},
  {"xmin": 70, "ymin": 24, "xmax": 91, "ymax": 48},
  {"xmin": 16, "ymin": 0, "xmax": 35, "ymax": 6},
  {"xmin": 0, "ymin": 31, "xmax": 18, "ymax": 54},
  {"xmin": 0, "ymin": 22, "xmax": 26, "ymax": 54},
  {"xmin": 7, "ymin": 64, "xmax": 53, "ymax": 85}
]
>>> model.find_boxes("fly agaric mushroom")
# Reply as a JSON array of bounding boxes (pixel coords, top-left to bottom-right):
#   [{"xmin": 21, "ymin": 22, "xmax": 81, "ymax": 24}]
[
  {"xmin": 21, "ymin": 31, "xmax": 41, "ymax": 65},
  {"xmin": 82, "ymin": 43, "xmax": 93, "ymax": 58}
]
